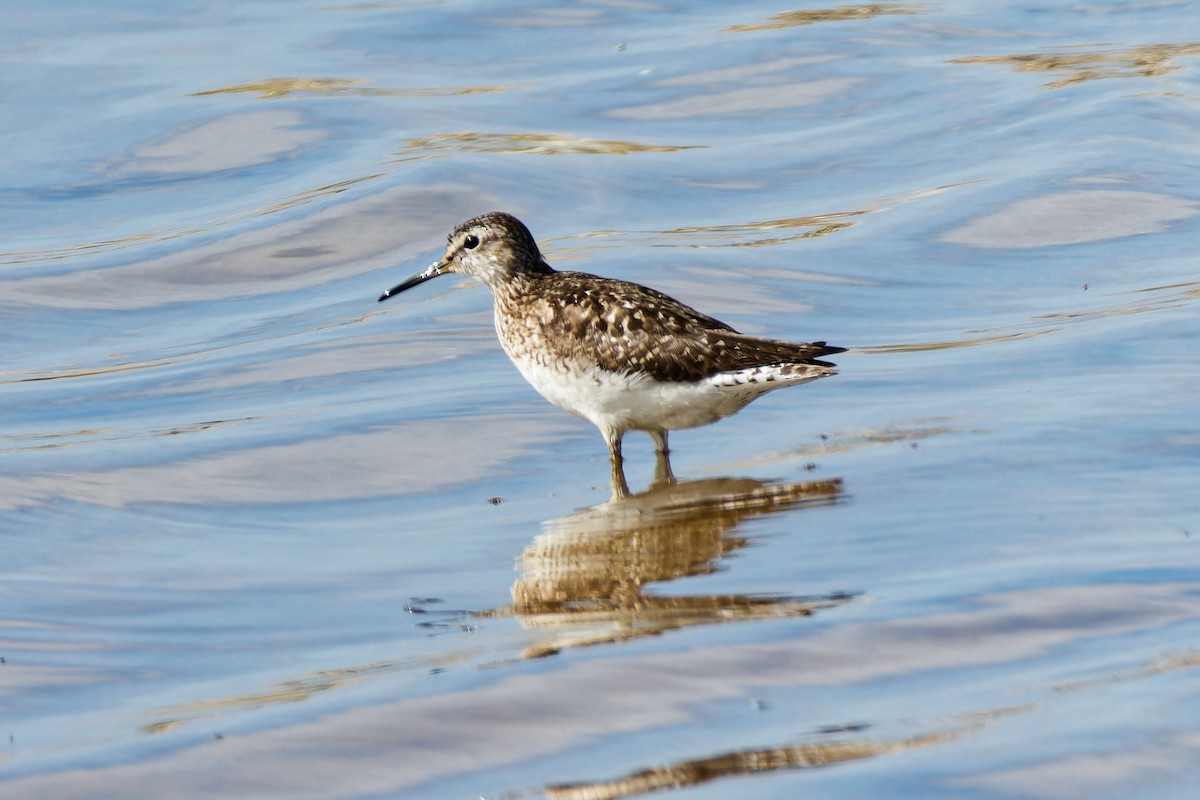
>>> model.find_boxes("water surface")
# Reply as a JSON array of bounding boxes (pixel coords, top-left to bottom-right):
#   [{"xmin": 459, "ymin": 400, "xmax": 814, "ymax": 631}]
[{"xmin": 3, "ymin": 1, "xmax": 1199, "ymax": 798}]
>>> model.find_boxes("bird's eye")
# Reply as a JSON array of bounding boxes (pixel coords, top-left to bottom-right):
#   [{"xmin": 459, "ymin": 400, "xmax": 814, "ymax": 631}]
[{"xmin": 463, "ymin": 234, "xmax": 480, "ymax": 250}]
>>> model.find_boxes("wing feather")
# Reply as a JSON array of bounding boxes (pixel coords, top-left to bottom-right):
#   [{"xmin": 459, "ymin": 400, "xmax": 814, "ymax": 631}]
[{"xmin": 519, "ymin": 272, "xmax": 843, "ymax": 383}]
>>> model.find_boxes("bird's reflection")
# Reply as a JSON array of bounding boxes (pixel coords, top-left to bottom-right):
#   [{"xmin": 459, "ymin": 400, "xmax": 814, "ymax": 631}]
[{"xmin": 481, "ymin": 466, "xmax": 850, "ymax": 658}]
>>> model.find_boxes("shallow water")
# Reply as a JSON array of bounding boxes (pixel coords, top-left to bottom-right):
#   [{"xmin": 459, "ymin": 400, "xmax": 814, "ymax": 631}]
[{"xmin": 3, "ymin": 1, "xmax": 1199, "ymax": 798}]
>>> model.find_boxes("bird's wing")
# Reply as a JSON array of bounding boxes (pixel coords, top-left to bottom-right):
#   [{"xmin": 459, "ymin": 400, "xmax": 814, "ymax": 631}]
[{"xmin": 527, "ymin": 272, "xmax": 839, "ymax": 383}]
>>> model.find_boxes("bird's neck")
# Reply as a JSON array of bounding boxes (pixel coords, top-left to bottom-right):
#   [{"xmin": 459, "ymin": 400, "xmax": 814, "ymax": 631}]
[{"xmin": 491, "ymin": 259, "xmax": 556, "ymax": 302}]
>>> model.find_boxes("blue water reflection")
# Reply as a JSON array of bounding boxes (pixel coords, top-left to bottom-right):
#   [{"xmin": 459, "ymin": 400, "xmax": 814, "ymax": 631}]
[{"xmin": 2, "ymin": 1, "xmax": 1199, "ymax": 798}]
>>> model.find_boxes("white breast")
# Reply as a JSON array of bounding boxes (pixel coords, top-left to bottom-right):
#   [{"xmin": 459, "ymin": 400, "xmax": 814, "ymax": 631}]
[{"xmin": 504, "ymin": 347, "xmax": 824, "ymax": 436}]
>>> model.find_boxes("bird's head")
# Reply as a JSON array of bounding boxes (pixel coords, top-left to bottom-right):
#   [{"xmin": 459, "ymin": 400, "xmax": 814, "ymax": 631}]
[{"xmin": 378, "ymin": 212, "xmax": 549, "ymax": 302}]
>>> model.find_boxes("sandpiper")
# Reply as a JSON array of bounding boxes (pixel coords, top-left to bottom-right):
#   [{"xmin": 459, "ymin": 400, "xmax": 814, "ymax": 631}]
[{"xmin": 379, "ymin": 212, "xmax": 844, "ymax": 495}]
